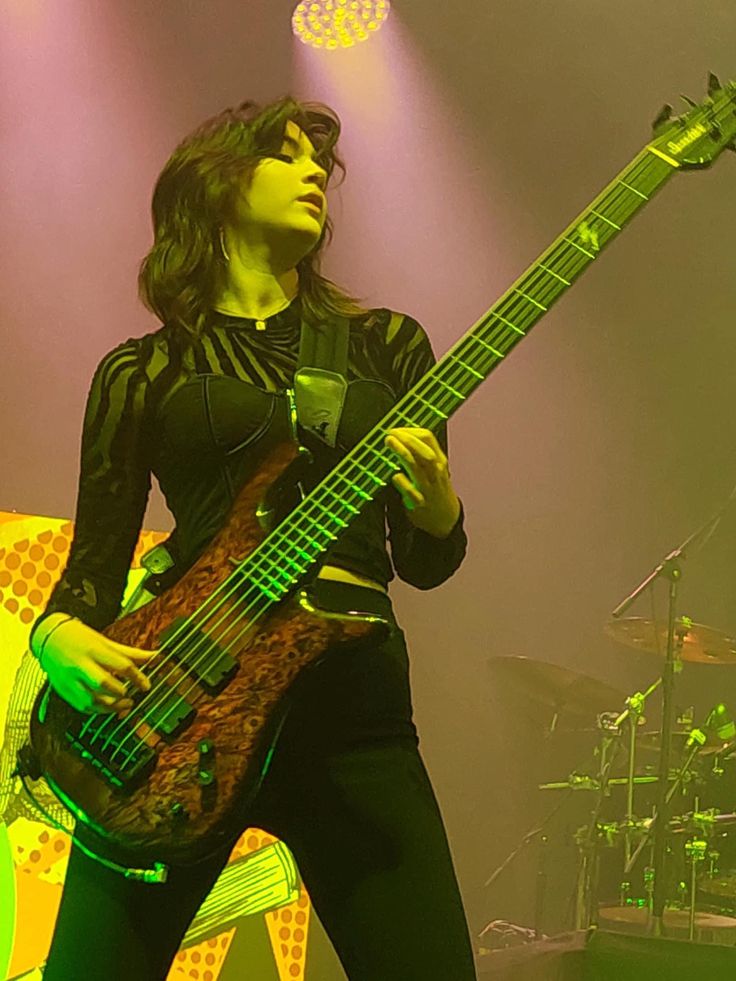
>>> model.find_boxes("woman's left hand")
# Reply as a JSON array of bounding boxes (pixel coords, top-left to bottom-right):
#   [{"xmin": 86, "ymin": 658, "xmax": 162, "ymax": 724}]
[{"xmin": 385, "ymin": 427, "xmax": 461, "ymax": 538}]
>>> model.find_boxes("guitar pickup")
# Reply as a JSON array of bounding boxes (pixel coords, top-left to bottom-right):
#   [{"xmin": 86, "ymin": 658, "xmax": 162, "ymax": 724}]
[{"xmin": 159, "ymin": 619, "xmax": 238, "ymax": 695}]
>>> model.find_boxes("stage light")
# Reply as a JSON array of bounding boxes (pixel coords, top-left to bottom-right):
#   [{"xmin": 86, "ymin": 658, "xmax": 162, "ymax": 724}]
[{"xmin": 291, "ymin": 0, "xmax": 391, "ymax": 50}]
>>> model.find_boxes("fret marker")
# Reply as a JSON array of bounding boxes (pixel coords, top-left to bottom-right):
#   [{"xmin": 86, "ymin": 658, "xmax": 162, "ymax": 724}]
[
  {"xmin": 538, "ymin": 263, "xmax": 572, "ymax": 286},
  {"xmin": 618, "ymin": 179, "xmax": 648, "ymax": 201},
  {"xmin": 564, "ymin": 237, "xmax": 597, "ymax": 260},
  {"xmin": 590, "ymin": 209, "xmax": 621, "ymax": 231},
  {"xmin": 576, "ymin": 221, "xmax": 600, "ymax": 254}
]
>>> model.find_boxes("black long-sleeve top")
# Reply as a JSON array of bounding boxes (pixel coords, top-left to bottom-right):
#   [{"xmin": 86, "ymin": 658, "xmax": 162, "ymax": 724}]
[{"xmin": 31, "ymin": 298, "xmax": 467, "ymax": 641}]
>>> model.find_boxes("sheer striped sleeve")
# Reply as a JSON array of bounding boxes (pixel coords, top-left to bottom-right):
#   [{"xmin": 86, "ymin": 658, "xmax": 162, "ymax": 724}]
[{"xmin": 29, "ymin": 341, "xmax": 152, "ymax": 641}]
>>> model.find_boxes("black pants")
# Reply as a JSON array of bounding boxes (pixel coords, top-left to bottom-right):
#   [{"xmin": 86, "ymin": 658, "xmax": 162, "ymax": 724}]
[{"xmin": 43, "ymin": 582, "xmax": 477, "ymax": 980}]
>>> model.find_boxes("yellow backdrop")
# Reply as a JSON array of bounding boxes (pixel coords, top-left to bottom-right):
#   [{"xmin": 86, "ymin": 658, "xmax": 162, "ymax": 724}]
[{"xmin": 0, "ymin": 510, "xmax": 313, "ymax": 981}]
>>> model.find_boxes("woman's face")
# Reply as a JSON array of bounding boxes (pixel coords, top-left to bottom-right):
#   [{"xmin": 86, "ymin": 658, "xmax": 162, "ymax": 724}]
[{"xmin": 232, "ymin": 120, "xmax": 329, "ymax": 257}]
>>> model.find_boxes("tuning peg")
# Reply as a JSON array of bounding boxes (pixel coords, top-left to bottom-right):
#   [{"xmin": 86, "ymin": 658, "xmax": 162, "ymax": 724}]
[
  {"xmin": 708, "ymin": 72, "xmax": 722, "ymax": 96},
  {"xmin": 652, "ymin": 103, "xmax": 673, "ymax": 131}
]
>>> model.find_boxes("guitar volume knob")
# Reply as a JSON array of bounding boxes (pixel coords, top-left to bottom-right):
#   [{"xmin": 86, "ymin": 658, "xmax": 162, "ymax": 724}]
[{"xmin": 198, "ymin": 739, "xmax": 216, "ymax": 786}]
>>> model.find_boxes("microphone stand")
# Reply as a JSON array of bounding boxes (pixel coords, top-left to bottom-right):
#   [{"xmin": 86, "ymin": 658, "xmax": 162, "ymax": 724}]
[
  {"xmin": 610, "ymin": 478, "xmax": 736, "ymax": 936},
  {"xmin": 611, "ymin": 479, "xmax": 736, "ymax": 622}
]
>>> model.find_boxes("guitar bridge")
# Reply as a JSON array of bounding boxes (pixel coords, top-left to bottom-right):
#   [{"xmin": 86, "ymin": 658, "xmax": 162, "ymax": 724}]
[{"xmin": 64, "ymin": 719, "xmax": 157, "ymax": 792}]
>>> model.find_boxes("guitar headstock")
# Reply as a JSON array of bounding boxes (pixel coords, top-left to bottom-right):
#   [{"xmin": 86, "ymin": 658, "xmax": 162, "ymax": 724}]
[{"xmin": 650, "ymin": 73, "xmax": 736, "ymax": 169}]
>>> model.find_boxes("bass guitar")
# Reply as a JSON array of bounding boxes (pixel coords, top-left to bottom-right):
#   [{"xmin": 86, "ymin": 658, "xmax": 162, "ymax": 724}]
[{"xmin": 25, "ymin": 74, "xmax": 736, "ymax": 880}]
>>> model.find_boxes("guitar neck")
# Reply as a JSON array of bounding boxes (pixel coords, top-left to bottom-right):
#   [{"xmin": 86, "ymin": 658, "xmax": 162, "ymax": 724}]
[{"xmin": 230, "ymin": 142, "xmax": 681, "ymax": 605}]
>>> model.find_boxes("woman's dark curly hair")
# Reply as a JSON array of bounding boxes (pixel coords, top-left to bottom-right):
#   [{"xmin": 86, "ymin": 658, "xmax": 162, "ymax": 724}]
[{"xmin": 137, "ymin": 96, "xmax": 370, "ymax": 338}]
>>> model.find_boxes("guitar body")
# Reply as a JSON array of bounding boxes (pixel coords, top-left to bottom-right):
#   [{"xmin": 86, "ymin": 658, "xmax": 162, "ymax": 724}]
[{"xmin": 28, "ymin": 438, "xmax": 386, "ymax": 865}]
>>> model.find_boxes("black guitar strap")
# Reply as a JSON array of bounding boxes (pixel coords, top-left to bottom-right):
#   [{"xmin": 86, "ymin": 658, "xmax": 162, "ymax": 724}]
[{"xmin": 293, "ymin": 315, "xmax": 350, "ymax": 448}]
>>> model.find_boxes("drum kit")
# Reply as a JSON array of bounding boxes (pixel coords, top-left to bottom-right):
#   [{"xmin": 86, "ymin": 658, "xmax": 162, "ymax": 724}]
[
  {"xmin": 479, "ymin": 481, "xmax": 736, "ymax": 948},
  {"xmin": 484, "ymin": 616, "xmax": 736, "ymax": 947}
]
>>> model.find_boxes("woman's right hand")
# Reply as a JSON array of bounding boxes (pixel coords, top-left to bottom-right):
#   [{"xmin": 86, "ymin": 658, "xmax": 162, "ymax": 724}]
[{"xmin": 38, "ymin": 616, "xmax": 155, "ymax": 715}]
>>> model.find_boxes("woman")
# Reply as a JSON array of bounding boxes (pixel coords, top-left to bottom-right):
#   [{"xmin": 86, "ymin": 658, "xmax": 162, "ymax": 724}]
[{"xmin": 29, "ymin": 96, "xmax": 476, "ymax": 980}]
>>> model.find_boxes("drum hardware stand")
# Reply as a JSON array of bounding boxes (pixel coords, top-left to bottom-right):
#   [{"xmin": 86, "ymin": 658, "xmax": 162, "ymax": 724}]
[
  {"xmin": 643, "ymin": 864, "xmax": 655, "ymax": 911},
  {"xmin": 615, "ymin": 560, "xmax": 685, "ymax": 936},
  {"xmin": 609, "ymin": 478, "xmax": 736, "ymax": 936},
  {"xmin": 706, "ymin": 846, "xmax": 720, "ymax": 879},
  {"xmin": 685, "ymin": 839, "xmax": 708, "ymax": 940},
  {"xmin": 573, "ymin": 710, "xmax": 626, "ymax": 929},
  {"xmin": 482, "ymin": 659, "xmax": 650, "ymax": 940},
  {"xmin": 616, "ymin": 681, "xmax": 661, "ymax": 871},
  {"xmin": 677, "ymin": 805, "xmax": 725, "ymax": 939},
  {"xmin": 534, "ymin": 834, "xmax": 549, "ymax": 939},
  {"xmin": 622, "ymin": 714, "xmax": 724, "ymax": 884},
  {"xmin": 481, "ymin": 791, "xmax": 571, "ymax": 940},
  {"xmin": 613, "ymin": 680, "xmax": 660, "ymax": 906},
  {"xmin": 574, "ymin": 680, "xmax": 661, "ymax": 930},
  {"xmin": 621, "ymin": 717, "xmax": 706, "ymax": 910}
]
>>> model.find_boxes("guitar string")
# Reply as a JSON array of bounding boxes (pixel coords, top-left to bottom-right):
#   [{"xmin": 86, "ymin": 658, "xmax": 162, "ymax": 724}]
[
  {"xmin": 94, "ymin": 151, "xmax": 665, "ymax": 766},
  {"xmin": 94, "ymin": 150, "xmax": 666, "ymax": 767},
  {"xmin": 86, "ymin": 151, "xmax": 669, "ymax": 767}
]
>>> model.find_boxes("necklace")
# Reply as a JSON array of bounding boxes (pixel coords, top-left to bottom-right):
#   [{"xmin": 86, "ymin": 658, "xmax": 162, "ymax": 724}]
[{"xmin": 215, "ymin": 295, "xmax": 296, "ymax": 331}]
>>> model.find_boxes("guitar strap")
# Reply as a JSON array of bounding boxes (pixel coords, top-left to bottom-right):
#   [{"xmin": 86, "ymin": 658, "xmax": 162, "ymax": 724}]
[{"xmin": 293, "ymin": 314, "xmax": 350, "ymax": 448}]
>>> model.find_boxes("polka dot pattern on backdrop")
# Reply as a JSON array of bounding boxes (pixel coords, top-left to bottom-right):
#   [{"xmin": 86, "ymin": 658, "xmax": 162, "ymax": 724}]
[
  {"xmin": 266, "ymin": 889, "xmax": 311, "ymax": 980},
  {"xmin": 0, "ymin": 515, "xmax": 169, "ymax": 631}
]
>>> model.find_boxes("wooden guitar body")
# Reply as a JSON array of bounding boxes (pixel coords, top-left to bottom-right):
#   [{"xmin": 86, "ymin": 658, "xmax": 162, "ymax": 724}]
[{"xmin": 29, "ymin": 438, "xmax": 387, "ymax": 865}]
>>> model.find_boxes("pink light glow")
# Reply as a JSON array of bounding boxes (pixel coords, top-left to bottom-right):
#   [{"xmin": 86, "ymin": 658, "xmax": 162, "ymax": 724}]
[{"xmin": 291, "ymin": 7, "xmax": 518, "ymax": 345}]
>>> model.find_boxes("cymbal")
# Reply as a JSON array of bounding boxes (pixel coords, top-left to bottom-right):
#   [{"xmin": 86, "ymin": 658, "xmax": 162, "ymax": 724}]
[
  {"xmin": 486, "ymin": 656, "xmax": 625, "ymax": 720},
  {"xmin": 605, "ymin": 617, "xmax": 736, "ymax": 665}
]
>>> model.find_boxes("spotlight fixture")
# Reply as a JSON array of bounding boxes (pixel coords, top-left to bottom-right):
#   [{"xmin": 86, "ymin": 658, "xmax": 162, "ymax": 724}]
[{"xmin": 292, "ymin": 0, "xmax": 391, "ymax": 50}]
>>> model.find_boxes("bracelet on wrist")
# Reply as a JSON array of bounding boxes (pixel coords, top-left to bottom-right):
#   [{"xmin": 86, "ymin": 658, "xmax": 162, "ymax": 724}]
[{"xmin": 31, "ymin": 615, "xmax": 76, "ymax": 668}]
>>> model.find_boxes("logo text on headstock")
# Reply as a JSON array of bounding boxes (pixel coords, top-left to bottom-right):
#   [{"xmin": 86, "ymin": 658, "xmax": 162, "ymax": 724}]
[{"xmin": 666, "ymin": 122, "xmax": 708, "ymax": 156}]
